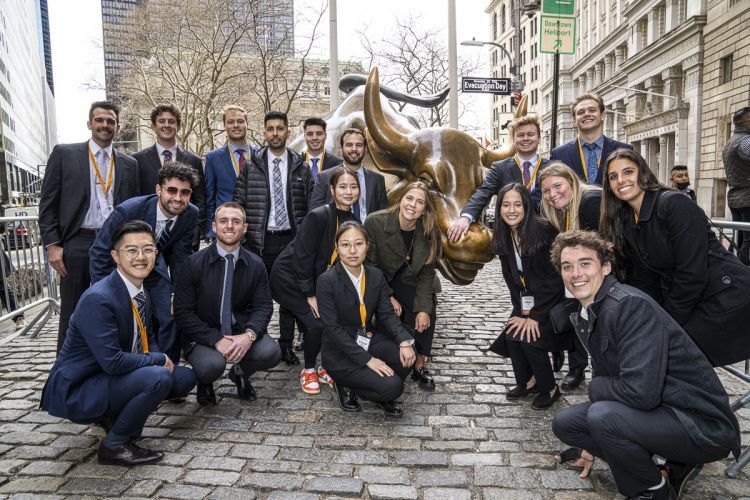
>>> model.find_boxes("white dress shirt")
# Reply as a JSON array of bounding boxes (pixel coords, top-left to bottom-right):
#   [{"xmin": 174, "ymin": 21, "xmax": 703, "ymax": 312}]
[{"xmin": 267, "ymin": 150, "xmax": 290, "ymax": 230}]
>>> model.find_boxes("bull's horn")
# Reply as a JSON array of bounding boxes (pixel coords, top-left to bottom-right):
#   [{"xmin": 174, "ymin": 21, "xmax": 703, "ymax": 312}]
[
  {"xmin": 480, "ymin": 94, "xmax": 529, "ymax": 166},
  {"xmin": 364, "ymin": 67, "xmax": 414, "ymax": 162}
]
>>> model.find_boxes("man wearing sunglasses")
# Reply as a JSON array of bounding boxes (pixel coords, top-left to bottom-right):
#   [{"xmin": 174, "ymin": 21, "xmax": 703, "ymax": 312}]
[{"xmin": 89, "ymin": 162, "xmax": 199, "ymax": 363}]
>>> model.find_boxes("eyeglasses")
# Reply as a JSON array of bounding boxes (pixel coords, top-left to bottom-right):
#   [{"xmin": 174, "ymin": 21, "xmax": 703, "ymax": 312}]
[
  {"xmin": 120, "ymin": 246, "xmax": 157, "ymax": 259},
  {"xmin": 162, "ymin": 186, "xmax": 192, "ymax": 197}
]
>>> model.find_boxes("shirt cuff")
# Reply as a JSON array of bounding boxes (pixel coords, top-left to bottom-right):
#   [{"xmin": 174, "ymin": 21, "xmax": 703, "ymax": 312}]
[
  {"xmin": 459, "ymin": 213, "xmax": 474, "ymax": 223},
  {"xmin": 163, "ymin": 354, "xmax": 169, "ymax": 366}
]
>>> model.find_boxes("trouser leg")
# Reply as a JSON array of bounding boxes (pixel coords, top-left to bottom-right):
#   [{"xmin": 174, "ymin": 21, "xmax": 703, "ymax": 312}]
[
  {"xmin": 506, "ymin": 339, "xmax": 533, "ymax": 387},
  {"xmin": 400, "ymin": 300, "xmax": 436, "ymax": 357},
  {"xmin": 568, "ymin": 333, "xmax": 588, "ymax": 371},
  {"xmin": 520, "ymin": 342, "xmax": 555, "ymax": 392},
  {"xmin": 278, "ymin": 307, "xmax": 295, "ymax": 348},
  {"xmin": 187, "ymin": 344, "xmax": 228, "ymax": 384},
  {"xmin": 238, "ymin": 333, "xmax": 282, "ymax": 376},
  {"xmin": 259, "ymin": 231, "xmax": 295, "ymax": 348},
  {"xmin": 146, "ymin": 277, "xmax": 179, "ymax": 363},
  {"xmin": 57, "ymin": 233, "xmax": 95, "ymax": 353},
  {"xmin": 735, "ymin": 207, "xmax": 750, "ymax": 265}
]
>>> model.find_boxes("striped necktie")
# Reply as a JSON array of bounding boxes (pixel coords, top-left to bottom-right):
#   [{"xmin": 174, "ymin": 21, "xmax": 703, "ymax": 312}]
[
  {"xmin": 272, "ymin": 158, "xmax": 288, "ymax": 227},
  {"xmin": 162, "ymin": 149, "xmax": 172, "ymax": 164},
  {"xmin": 133, "ymin": 292, "xmax": 147, "ymax": 354},
  {"xmin": 157, "ymin": 219, "xmax": 173, "ymax": 251},
  {"xmin": 310, "ymin": 158, "xmax": 319, "ymax": 182}
]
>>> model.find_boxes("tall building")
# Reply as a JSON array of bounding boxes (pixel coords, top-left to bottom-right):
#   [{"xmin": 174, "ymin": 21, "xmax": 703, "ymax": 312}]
[{"xmin": 0, "ymin": 0, "xmax": 57, "ymax": 207}]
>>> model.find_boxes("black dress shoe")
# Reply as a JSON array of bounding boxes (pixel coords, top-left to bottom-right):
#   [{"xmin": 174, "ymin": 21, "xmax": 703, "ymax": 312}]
[
  {"xmin": 666, "ymin": 462, "xmax": 702, "ymax": 498},
  {"xmin": 228, "ymin": 366, "xmax": 257, "ymax": 401},
  {"xmin": 333, "ymin": 381, "xmax": 361, "ymax": 412},
  {"xmin": 561, "ymin": 367, "xmax": 585, "ymax": 390},
  {"xmin": 411, "ymin": 367, "xmax": 436, "ymax": 391},
  {"xmin": 196, "ymin": 383, "xmax": 216, "ymax": 406},
  {"xmin": 552, "ymin": 351, "xmax": 565, "ymax": 372},
  {"xmin": 280, "ymin": 346, "xmax": 300, "ymax": 366},
  {"xmin": 531, "ymin": 385, "xmax": 561, "ymax": 410},
  {"xmin": 376, "ymin": 401, "xmax": 403, "ymax": 418},
  {"xmin": 627, "ymin": 479, "xmax": 674, "ymax": 499},
  {"xmin": 97, "ymin": 441, "xmax": 163, "ymax": 466},
  {"xmin": 505, "ymin": 384, "xmax": 540, "ymax": 401}
]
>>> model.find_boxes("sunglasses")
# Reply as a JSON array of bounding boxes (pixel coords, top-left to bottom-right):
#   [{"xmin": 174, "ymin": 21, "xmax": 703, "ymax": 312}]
[{"xmin": 161, "ymin": 186, "xmax": 192, "ymax": 197}]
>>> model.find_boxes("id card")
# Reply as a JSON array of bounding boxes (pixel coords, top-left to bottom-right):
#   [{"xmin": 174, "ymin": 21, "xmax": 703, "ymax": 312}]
[
  {"xmin": 356, "ymin": 328, "xmax": 372, "ymax": 351},
  {"xmin": 521, "ymin": 294, "xmax": 535, "ymax": 315}
]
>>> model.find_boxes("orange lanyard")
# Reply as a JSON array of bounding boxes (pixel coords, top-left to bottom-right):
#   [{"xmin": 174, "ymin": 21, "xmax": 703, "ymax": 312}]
[
  {"xmin": 130, "ymin": 299, "xmax": 149, "ymax": 353},
  {"xmin": 357, "ymin": 269, "xmax": 367, "ymax": 328},
  {"xmin": 328, "ymin": 217, "xmax": 339, "ymax": 268},
  {"xmin": 306, "ymin": 151, "xmax": 325, "ymax": 173},
  {"xmin": 88, "ymin": 147, "xmax": 114, "ymax": 196},
  {"xmin": 577, "ymin": 138, "xmax": 602, "ymax": 183},
  {"xmin": 565, "ymin": 211, "xmax": 571, "ymax": 231},
  {"xmin": 634, "ymin": 211, "xmax": 639, "ymax": 224},
  {"xmin": 514, "ymin": 155, "xmax": 542, "ymax": 190},
  {"xmin": 227, "ymin": 145, "xmax": 246, "ymax": 175}
]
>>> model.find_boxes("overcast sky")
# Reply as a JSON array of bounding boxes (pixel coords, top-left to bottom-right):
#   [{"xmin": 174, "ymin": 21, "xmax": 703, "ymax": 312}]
[{"xmin": 48, "ymin": 0, "xmax": 491, "ymax": 144}]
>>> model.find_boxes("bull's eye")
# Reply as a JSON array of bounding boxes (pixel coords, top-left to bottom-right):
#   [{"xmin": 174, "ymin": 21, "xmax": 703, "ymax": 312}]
[{"xmin": 419, "ymin": 175, "xmax": 435, "ymax": 189}]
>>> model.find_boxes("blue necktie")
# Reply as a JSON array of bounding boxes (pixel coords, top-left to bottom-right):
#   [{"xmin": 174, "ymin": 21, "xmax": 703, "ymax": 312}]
[
  {"xmin": 156, "ymin": 219, "xmax": 173, "ymax": 251},
  {"xmin": 162, "ymin": 149, "xmax": 172, "ymax": 164},
  {"xmin": 272, "ymin": 158, "xmax": 288, "ymax": 227},
  {"xmin": 310, "ymin": 158, "xmax": 319, "ymax": 182},
  {"xmin": 220, "ymin": 254, "xmax": 234, "ymax": 336},
  {"xmin": 133, "ymin": 292, "xmax": 147, "ymax": 354},
  {"xmin": 584, "ymin": 143, "xmax": 599, "ymax": 184}
]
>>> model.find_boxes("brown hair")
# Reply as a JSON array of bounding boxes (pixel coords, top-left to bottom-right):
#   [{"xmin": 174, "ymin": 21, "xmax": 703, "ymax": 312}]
[
  {"xmin": 550, "ymin": 230, "xmax": 615, "ymax": 272},
  {"xmin": 215, "ymin": 201, "xmax": 247, "ymax": 222},
  {"xmin": 570, "ymin": 93, "xmax": 605, "ymax": 115},
  {"xmin": 538, "ymin": 161, "xmax": 600, "ymax": 232},
  {"xmin": 339, "ymin": 128, "xmax": 367, "ymax": 148},
  {"xmin": 150, "ymin": 104, "xmax": 182, "ymax": 126},
  {"xmin": 388, "ymin": 182, "xmax": 442, "ymax": 264},
  {"xmin": 508, "ymin": 115, "xmax": 541, "ymax": 137}
]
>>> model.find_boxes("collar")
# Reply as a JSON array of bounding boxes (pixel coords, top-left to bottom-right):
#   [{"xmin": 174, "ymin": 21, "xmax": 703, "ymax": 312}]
[
  {"xmin": 229, "ymin": 143, "xmax": 249, "ymax": 154},
  {"xmin": 580, "ymin": 135, "xmax": 605, "ymax": 150},
  {"xmin": 516, "ymin": 152, "xmax": 539, "ymax": 165},
  {"xmin": 307, "ymin": 151, "xmax": 323, "ymax": 161},
  {"xmin": 155, "ymin": 143, "xmax": 177, "ymax": 157},
  {"xmin": 116, "ymin": 270, "xmax": 145, "ymax": 298},
  {"xmin": 216, "ymin": 242, "xmax": 240, "ymax": 261},
  {"xmin": 587, "ymin": 274, "xmax": 618, "ymax": 313},
  {"xmin": 343, "ymin": 264, "xmax": 363, "ymax": 284},
  {"xmin": 269, "ymin": 150, "xmax": 287, "ymax": 163},
  {"xmin": 630, "ymin": 189, "xmax": 659, "ymax": 223},
  {"xmin": 88, "ymin": 139, "xmax": 113, "ymax": 158},
  {"xmin": 208, "ymin": 241, "xmax": 250, "ymax": 265},
  {"xmin": 155, "ymin": 203, "xmax": 178, "ymax": 226}
]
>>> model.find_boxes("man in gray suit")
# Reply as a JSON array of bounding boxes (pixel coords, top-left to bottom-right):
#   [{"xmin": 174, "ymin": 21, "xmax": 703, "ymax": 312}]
[
  {"xmin": 39, "ymin": 101, "xmax": 140, "ymax": 352},
  {"xmin": 309, "ymin": 128, "xmax": 388, "ymax": 221}
]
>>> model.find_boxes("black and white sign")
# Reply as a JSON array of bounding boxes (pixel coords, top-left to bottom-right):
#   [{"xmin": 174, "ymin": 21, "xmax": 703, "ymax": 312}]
[{"xmin": 461, "ymin": 77, "xmax": 512, "ymax": 95}]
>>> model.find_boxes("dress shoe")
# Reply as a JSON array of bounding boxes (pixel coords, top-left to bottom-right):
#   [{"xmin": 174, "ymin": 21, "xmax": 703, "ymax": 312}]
[
  {"xmin": 505, "ymin": 384, "xmax": 540, "ymax": 401},
  {"xmin": 94, "ymin": 418, "xmax": 113, "ymax": 433},
  {"xmin": 411, "ymin": 367, "xmax": 436, "ymax": 391},
  {"xmin": 552, "ymin": 351, "xmax": 565, "ymax": 372},
  {"xmin": 294, "ymin": 339, "xmax": 304, "ymax": 352},
  {"xmin": 196, "ymin": 383, "xmax": 216, "ymax": 406},
  {"xmin": 281, "ymin": 346, "xmax": 300, "ymax": 366},
  {"xmin": 228, "ymin": 366, "xmax": 257, "ymax": 401},
  {"xmin": 97, "ymin": 441, "xmax": 163, "ymax": 466},
  {"xmin": 627, "ymin": 479, "xmax": 674, "ymax": 499},
  {"xmin": 531, "ymin": 385, "xmax": 561, "ymax": 410},
  {"xmin": 561, "ymin": 367, "xmax": 585, "ymax": 390},
  {"xmin": 333, "ymin": 381, "xmax": 361, "ymax": 412},
  {"xmin": 376, "ymin": 401, "xmax": 403, "ymax": 418},
  {"xmin": 165, "ymin": 397, "xmax": 186, "ymax": 404},
  {"xmin": 666, "ymin": 462, "xmax": 702, "ymax": 498}
]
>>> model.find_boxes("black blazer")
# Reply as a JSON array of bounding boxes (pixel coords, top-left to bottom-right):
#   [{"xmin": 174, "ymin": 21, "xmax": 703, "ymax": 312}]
[
  {"xmin": 39, "ymin": 142, "xmax": 140, "ymax": 246},
  {"xmin": 550, "ymin": 136, "xmax": 632, "ymax": 185},
  {"xmin": 462, "ymin": 156, "xmax": 547, "ymax": 221},
  {"xmin": 174, "ymin": 242, "xmax": 274, "ymax": 350},
  {"xmin": 309, "ymin": 165, "xmax": 389, "ymax": 218},
  {"xmin": 317, "ymin": 263, "xmax": 412, "ymax": 372},
  {"xmin": 578, "ymin": 189, "xmax": 602, "ymax": 231},
  {"xmin": 133, "ymin": 145, "xmax": 207, "ymax": 244}
]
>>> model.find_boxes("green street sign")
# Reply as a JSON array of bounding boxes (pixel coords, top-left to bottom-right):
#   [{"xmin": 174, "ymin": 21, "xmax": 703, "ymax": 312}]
[
  {"xmin": 540, "ymin": 15, "xmax": 576, "ymax": 54},
  {"xmin": 542, "ymin": 0, "xmax": 575, "ymax": 17}
]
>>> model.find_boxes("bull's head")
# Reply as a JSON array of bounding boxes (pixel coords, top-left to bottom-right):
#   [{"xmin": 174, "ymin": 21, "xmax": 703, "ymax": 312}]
[{"xmin": 364, "ymin": 67, "xmax": 527, "ymax": 284}]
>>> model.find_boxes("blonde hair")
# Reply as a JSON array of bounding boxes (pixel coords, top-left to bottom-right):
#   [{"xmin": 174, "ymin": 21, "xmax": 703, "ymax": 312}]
[
  {"xmin": 221, "ymin": 104, "xmax": 247, "ymax": 123},
  {"xmin": 388, "ymin": 182, "xmax": 442, "ymax": 265},
  {"xmin": 538, "ymin": 161, "xmax": 599, "ymax": 232},
  {"xmin": 508, "ymin": 115, "xmax": 541, "ymax": 137}
]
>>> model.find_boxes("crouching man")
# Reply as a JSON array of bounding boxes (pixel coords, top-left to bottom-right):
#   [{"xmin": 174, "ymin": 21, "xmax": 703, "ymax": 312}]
[{"xmin": 549, "ymin": 230, "xmax": 740, "ymax": 500}]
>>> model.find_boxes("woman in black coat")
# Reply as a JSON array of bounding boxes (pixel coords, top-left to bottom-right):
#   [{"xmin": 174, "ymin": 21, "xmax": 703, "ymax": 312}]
[
  {"xmin": 599, "ymin": 148, "xmax": 750, "ymax": 366},
  {"xmin": 317, "ymin": 221, "xmax": 417, "ymax": 417},
  {"xmin": 364, "ymin": 181, "xmax": 441, "ymax": 391},
  {"xmin": 270, "ymin": 167, "xmax": 359, "ymax": 395},
  {"xmin": 492, "ymin": 183, "xmax": 569, "ymax": 410}
]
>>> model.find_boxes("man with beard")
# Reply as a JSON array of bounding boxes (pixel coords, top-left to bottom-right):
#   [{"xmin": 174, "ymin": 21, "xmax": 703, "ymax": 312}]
[
  {"xmin": 310, "ymin": 128, "xmax": 388, "ymax": 222},
  {"xmin": 551, "ymin": 93, "xmax": 631, "ymax": 185},
  {"xmin": 39, "ymin": 100, "xmax": 140, "ymax": 352},
  {"xmin": 89, "ymin": 162, "xmax": 199, "ymax": 363},
  {"xmin": 303, "ymin": 117, "xmax": 342, "ymax": 183},
  {"xmin": 233, "ymin": 111, "xmax": 312, "ymax": 366},
  {"xmin": 174, "ymin": 202, "xmax": 280, "ymax": 405}
]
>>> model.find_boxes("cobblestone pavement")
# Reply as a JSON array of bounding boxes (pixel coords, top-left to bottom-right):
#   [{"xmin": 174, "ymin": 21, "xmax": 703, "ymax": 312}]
[{"xmin": 0, "ymin": 259, "xmax": 749, "ymax": 499}]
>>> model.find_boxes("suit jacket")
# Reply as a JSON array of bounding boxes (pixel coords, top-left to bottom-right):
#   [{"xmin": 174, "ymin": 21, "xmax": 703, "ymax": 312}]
[
  {"xmin": 307, "ymin": 150, "xmax": 342, "ymax": 178},
  {"xmin": 317, "ymin": 262, "xmax": 412, "ymax": 373},
  {"xmin": 550, "ymin": 136, "xmax": 632, "ymax": 185},
  {"xmin": 40, "ymin": 270, "xmax": 165, "ymax": 421},
  {"xmin": 39, "ymin": 142, "xmax": 140, "ymax": 246},
  {"xmin": 205, "ymin": 144, "xmax": 242, "ymax": 234},
  {"xmin": 174, "ymin": 242, "xmax": 273, "ymax": 349},
  {"xmin": 88, "ymin": 195, "xmax": 198, "ymax": 286},
  {"xmin": 309, "ymin": 165, "xmax": 389, "ymax": 218},
  {"xmin": 462, "ymin": 156, "xmax": 547, "ymax": 221},
  {"xmin": 133, "ymin": 145, "xmax": 207, "ymax": 245}
]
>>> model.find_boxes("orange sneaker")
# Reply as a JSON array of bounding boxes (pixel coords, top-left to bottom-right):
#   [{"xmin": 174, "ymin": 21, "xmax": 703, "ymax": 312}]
[
  {"xmin": 300, "ymin": 369, "xmax": 320, "ymax": 395},
  {"xmin": 317, "ymin": 367, "xmax": 333, "ymax": 387}
]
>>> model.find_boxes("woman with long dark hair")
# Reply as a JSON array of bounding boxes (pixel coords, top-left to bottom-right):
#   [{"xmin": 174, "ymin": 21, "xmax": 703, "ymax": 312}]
[
  {"xmin": 599, "ymin": 148, "xmax": 750, "ymax": 366},
  {"xmin": 491, "ymin": 183, "xmax": 568, "ymax": 409},
  {"xmin": 270, "ymin": 166, "xmax": 360, "ymax": 395},
  {"xmin": 364, "ymin": 182, "xmax": 441, "ymax": 390}
]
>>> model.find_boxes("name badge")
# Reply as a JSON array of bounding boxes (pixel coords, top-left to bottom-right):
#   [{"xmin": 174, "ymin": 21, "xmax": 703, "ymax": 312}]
[
  {"xmin": 356, "ymin": 328, "xmax": 372, "ymax": 351},
  {"xmin": 521, "ymin": 294, "xmax": 535, "ymax": 315}
]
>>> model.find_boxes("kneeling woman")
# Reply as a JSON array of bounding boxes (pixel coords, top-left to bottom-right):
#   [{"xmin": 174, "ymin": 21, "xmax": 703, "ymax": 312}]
[
  {"xmin": 493, "ymin": 183, "xmax": 569, "ymax": 410},
  {"xmin": 270, "ymin": 167, "xmax": 359, "ymax": 395},
  {"xmin": 317, "ymin": 221, "xmax": 417, "ymax": 417},
  {"xmin": 364, "ymin": 182, "xmax": 441, "ymax": 391}
]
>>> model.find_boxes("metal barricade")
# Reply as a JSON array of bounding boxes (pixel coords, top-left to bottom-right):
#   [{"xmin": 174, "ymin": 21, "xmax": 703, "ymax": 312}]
[
  {"xmin": 709, "ymin": 219, "xmax": 750, "ymax": 477},
  {"xmin": 0, "ymin": 215, "xmax": 59, "ymax": 346}
]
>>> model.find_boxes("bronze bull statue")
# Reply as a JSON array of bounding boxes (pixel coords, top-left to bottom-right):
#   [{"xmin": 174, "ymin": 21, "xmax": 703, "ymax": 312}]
[{"xmin": 291, "ymin": 67, "xmax": 528, "ymax": 284}]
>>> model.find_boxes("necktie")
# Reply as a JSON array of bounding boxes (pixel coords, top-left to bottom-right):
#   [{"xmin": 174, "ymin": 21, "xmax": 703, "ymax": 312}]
[
  {"xmin": 157, "ymin": 219, "xmax": 173, "ymax": 251},
  {"xmin": 272, "ymin": 158, "xmax": 288, "ymax": 227},
  {"xmin": 162, "ymin": 149, "xmax": 172, "ymax": 164},
  {"xmin": 220, "ymin": 254, "xmax": 234, "ymax": 336},
  {"xmin": 584, "ymin": 143, "xmax": 599, "ymax": 184},
  {"xmin": 96, "ymin": 149, "xmax": 111, "ymax": 225},
  {"xmin": 237, "ymin": 148, "xmax": 246, "ymax": 175},
  {"xmin": 522, "ymin": 161, "xmax": 531, "ymax": 187},
  {"xmin": 310, "ymin": 158, "xmax": 319, "ymax": 182},
  {"xmin": 133, "ymin": 292, "xmax": 147, "ymax": 354}
]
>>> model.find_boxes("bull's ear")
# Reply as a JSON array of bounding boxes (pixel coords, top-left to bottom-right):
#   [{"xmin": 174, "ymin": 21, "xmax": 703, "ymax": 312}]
[
  {"xmin": 480, "ymin": 94, "xmax": 529, "ymax": 166},
  {"xmin": 366, "ymin": 129, "xmax": 418, "ymax": 181}
]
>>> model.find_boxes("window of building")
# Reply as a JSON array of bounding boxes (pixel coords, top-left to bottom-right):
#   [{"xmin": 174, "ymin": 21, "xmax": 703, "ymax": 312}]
[
  {"xmin": 501, "ymin": 6, "xmax": 506, "ymax": 31},
  {"xmin": 721, "ymin": 54, "xmax": 734, "ymax": 84},
  {"xmin": 492, "ymin": 13, "xmax": 497, "ymax": 40}
]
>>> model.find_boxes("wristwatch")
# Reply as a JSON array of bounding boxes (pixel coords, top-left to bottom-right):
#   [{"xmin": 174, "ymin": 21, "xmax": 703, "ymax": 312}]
[
  {"xmin": 400, "ymin": 339, "xmax": 415, "ymax": 347},
  {"xmin": 244, "ymin": 329, "xmax": 257, "ymax": 342}
]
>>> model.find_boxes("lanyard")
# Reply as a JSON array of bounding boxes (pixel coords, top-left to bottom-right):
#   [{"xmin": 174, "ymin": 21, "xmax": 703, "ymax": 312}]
[
  {"xmin": 512, "ymin": 236, "xmax": 527, "ymax": 292},
  {"xmin": 356, "ymin": 269, "xmax": 367, "ymax": 328},
  {"xmin": 227, "ymin": 145, "xmax": 245, "ymax": 175},
  {"xmin": 88, "ymin": 147, "xmax": 114, "ymax": 196},
  {"xmin": 634, "ymin": 211, "xmax": 639, "ymax": 224},
  {"xmin": 328, "ymin": 217, "xmax": 339, "ymax": 268},
  {"xmin": 577, "ymin": 138, "xmax": 602, "ymax": 183},
  {"xmin": 514, "ymin": 155, "xmax": 542, "ymax": 190},
  {"xmin": 565, "ymin": 211, "xmax": 571, "ymax": 231},
  {"xmin": 305, "ymin": 151, "xmax": 325, "ymax": 172},
  {"xmin": 130, "ymin": 299, "xmax": 149, "ymax": 353}
]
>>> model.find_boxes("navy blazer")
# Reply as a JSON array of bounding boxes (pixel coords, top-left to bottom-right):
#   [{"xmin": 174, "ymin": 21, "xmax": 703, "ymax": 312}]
[
  {"xmin": 40, "ymin": 270, "xmax": 166, "ymax": 421},
  {"xmin": 205, "ymin": 145, "xmax": 259, "ymax": 233},
  {"xmin": 88, "ymin": 195, "xmax": 198, "ymax": 285},
  {"xmin": 550, "ymin": 136, "xmax": 632, "ymax": 185}
]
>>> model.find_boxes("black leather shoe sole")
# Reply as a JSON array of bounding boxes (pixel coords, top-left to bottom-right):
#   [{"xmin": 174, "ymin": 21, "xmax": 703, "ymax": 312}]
[
  {"xmin": 376, "ymin": 401, "xmax": 403, "ymax": 418},
  {"xmin": 532, "ymin": 386, "xmax": 561, "ymax": 410},
  {"xmin": 561, "ymin": 370, "xmax": 585, "ymax": 390},
  {"xmin": 228, "ymin": 369, "xmax": 257, "ymax": 401},
  {"xmin": 280, "ymin": 348, "xmax": 300, "ymax": 366},
  {"xmin": 333, "ymin": 381, "xmax": 361, "ymax": 412},
  {"xmin": 97, "ymin": 442, "xmax": 163, "ymax": 466},
  {"xmin": 506, "ymin": 384, "xmax": 540, "ymax": 400},
  {"xmin": 411, "ymin": 368, "xmax": 436, "ymax": 391},
  {"xmin": 196, "ymin": 383, "xmax": 216, "ymax": 406}
]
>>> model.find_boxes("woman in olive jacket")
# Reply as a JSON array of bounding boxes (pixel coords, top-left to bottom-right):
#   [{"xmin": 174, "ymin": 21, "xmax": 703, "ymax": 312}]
[{"xmin": 363, "ymin": 182, "xmax": 441, "ymax": 390}]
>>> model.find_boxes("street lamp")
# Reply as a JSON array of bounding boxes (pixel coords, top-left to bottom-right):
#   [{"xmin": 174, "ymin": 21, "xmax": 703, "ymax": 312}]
[{"xmin": 461, "ymin": 39, "xmax": 516, "ymax": 80}]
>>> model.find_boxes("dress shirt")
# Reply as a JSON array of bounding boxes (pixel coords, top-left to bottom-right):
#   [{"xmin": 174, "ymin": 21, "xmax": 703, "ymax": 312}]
[
  {"xmin": 216, "ymin": 243, "xmax": 241, "ymax": 328},
  {"xmin": 517, "ymin": 152, "xmax": 539, "ymax": 190},
  {"xmin": 115, "ymin": 269, "xmax": 150, "ymax": 354},
  {"xmin": 155, "ymin": 143, "xmax": 178, "ymax": 165},
  {"xmin": 230, "ymin": 143, "xmax": 248, "ymax": 173},
  {"xmin": 155, "ymin": 204, "xmax": 178, "ymax": 239},
  {"xmin": 82, "ymin": 139, "xmax": 115, "ymax": 229},
  {"xmin": 344, "ymin": 265, "xmax": 364, "ymax": 303},
  {"xmin": 352, "ymin": 165, "xmax": 367, "ymax": 222},
  {"xmin": 267, "ymin": 150, "xmax": 290, "ymax": 230}
]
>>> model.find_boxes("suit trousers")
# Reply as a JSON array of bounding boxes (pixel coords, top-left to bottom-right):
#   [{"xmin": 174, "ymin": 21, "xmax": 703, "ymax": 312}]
[
  {"xmin": 328, "ymin": 334, "xmax": 410, "ymax": 403},
  {"xmin": 146, "ymin": 275, "xmax": 179, "ymax": 363},
  {"xmin": 506, "ymin": 339, "xmax": 555, "ymax": 392},
  {"xmin": 552, "ymin": 400, "xmax": 725, "ymax": 497},
  {"xmin": 186, "ymin": 333, "xmax": 282, "ymax": 384},
  {"xmin": 102, "ymin": 365, "xmax": 196, "ymax": 447},
  {"xmin": 58, "ymin": 231, "xmax": 96, "ymax": 352},
  {"xmin": 568, "ymin": 334, "xmax": 589, "ymax": 372},
  {"xmin": 260, "ymin": 231, "xmax": 297, "ymax": 348},
  {"xmin": 730, "ymin": 206, "xmax": 750, "ymax": 264}
]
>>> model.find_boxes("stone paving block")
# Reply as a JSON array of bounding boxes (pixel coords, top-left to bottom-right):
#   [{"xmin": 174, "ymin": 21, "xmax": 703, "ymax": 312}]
[
  {"xmin": 278, "ymin": 447, "xmax": 335, "ymax": 462},
  {"xmin": 35, "ymin": 422, "xmax": 88, "ymax": 434},
  {"xmin": 0, "ymin": 477, "xmax": 65, "ymax": 494},
  {"xmin": 187, "ymin": 456, "xmax": 246, "ymax": 471},
  {"xmin": 248, "ymin": 459, "xmax": 301, "ymax": 473},
  {"xmin": 183, "ymin": 469, "xmax": 240, "ymax": 487},
  {"xmin": 315, "ymin": 436, "xmax": 367, "ymax": 449},
  {"xmin": 445, "ymin": 404, "xmax": 491, "ymax": 416},
  {"xmin": 356, "ymin": 466, "xmax": 410, "ymax": 485},
  {"xmin": 123, "ymin": 479, "xmax": 162, "ymax": 497},
  {"xmin": 18, "ymin": 461, "xmax": 73, "ymax": 476},
  {"xmin": 48, "ymin": 434, "xmax": 97, "ymax": 449},
  {"xmin": 337, "ymin": 450, "xmax": 389, "ymax": 465},
  {"xmin": 367, "ymin": 484, "xmax": 418, "ymax": 500},
  {"xmin": 57, "ymin": 447, "xmax": 96, "ymax": 463},
  {"xmin": 230, "ymin": 444, "xmax": 280, "ymax": 459},
  {"xmin": 123, "ymin": 464, "xmax": 184, "ymax": 482},
  {"xmin": 0, "ymin": 432, "xmax": 54, "ymax": 445},
  {"xmin": 207, "ymin": 486, "xmax": 257, "ymax": 499},
  {"xmin": 158, "ymin": 484, "xmax": 213, "ymax": 499},
  {"xmin": 263, "ymin": 435, "xmax": 314, "ymax": 448},
  {"xmin": 66, "ymin": 461, "xmax": 127, "ymax": 479},
  {"xmin": 266, "ymin": 492, "xmax": 319, "ymax": 500},
  {"xmin": 306, "ymin": 476, "xmax": 364, "ymax": 495},
  {"xmin": 426, "ymin": 416, "xmax": 470, "ymax": 427},
  {"xmin": 482, "ymin": 488, "xmax": 544, "ymax": 500},
  {"xmin": 239, "ymin": 472, "xmax": 304, "ymax": 490},
  {"xmin": 438, "ymin": 427, "xmax": 488, "ymax": 440},
  {"xmin": 370, "ymin": 437, "xmax": 421, "ymax": 450},
  {"xmin": 392, "ymin": 451, "xmax": 448, "ymax": 466},
  {"xmin": 509, "ymin": 452, "xmax": 557, "ymax": 469},
  {"xmin": 137, "ymin": 438, "xmax": 185, "ymax": 452},
  {"xmin": 180, "ymin": 440, "xmax": 233, "ymax": 456},
  {"xmin": 450, "ymin": 452, "xmax": 503, "ymax": 466},
  {"xmin": 422, "ymin": 487, "xmax": 472, "ymax": 500},
  {"xmin": 299, "ymin": 462, "xmax": 354, "ymax": 477},
  {"xmin": 414, "ymin": 469, "xmax": 468, "ymax": 487},
  {"xmin": 422, "ymin": 440, "xmax": 476, "ymax": 451},
  {"xmin": 539, "ymin": 469, "xmax": 595, "ymax": 490},
  {"xmin": 392, "ymin": 426, "xmax": 434, "ymax": 438},
  {"xmin": 58, "ymin": 477, "xmax": 133, "ymax": 496}
]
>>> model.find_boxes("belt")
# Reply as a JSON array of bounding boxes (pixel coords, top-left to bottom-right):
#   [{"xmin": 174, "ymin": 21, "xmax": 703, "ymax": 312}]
[
  {"xmin": 265, "ymin": 229, "xmax": 292, "ymax": 236},
  {"xmin": 78, "ymin": 228, "xmax": 98, "ymax": 237}
]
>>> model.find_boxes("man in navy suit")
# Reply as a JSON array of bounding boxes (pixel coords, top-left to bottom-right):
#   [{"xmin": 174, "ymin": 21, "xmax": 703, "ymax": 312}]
[
  {"xmin": 89, "ymin": 162, "xmax": 199, "ymax": 363},
  {"xmin": 303, "ymin": 117, "xmax": 342, "ymax": 183},
  {"xmin": 550, "ymin": 93, "xmax": 632, "ymax": 186},
  {"xmin": 41, "ymin": 221, "xmax": 197, "ymax": 466}
]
